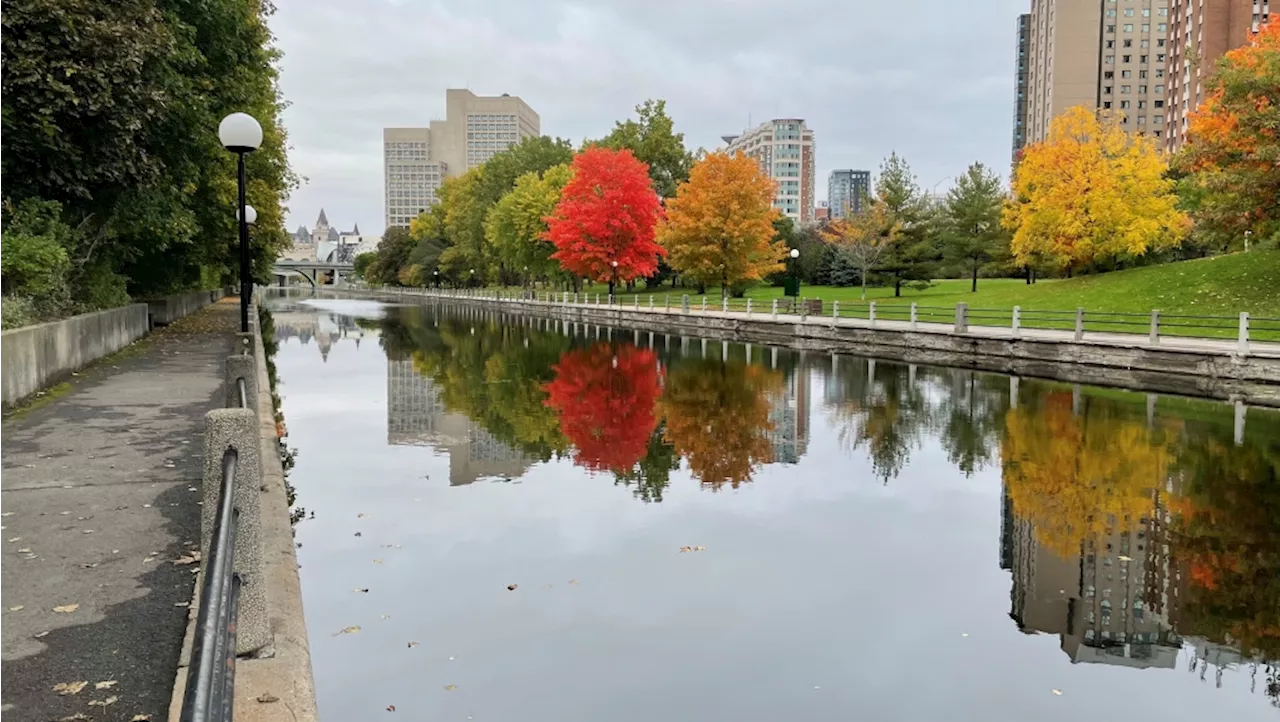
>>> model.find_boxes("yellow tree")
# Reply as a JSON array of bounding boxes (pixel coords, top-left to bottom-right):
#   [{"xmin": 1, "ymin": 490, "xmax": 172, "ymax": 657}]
[
  {"xmin": 1002, "ymin": 391, "xmax": 1175, "ymax": 558},
  {"xmin": 657, "ymin": 151, "xmax": 787, "ymax": 298},
  {"xmin": 821, "ymin": 199, "xmax": 902, "ymax": 300},
  {"xmin": 1003, "ymin": 106, "xmax": 1190, "ymax": 273}
]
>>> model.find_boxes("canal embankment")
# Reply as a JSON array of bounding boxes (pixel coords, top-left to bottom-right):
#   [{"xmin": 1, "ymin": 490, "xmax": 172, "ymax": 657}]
[{"xmin": 292, "ymin": 287, "xmax": 1280, "ymax": 408}]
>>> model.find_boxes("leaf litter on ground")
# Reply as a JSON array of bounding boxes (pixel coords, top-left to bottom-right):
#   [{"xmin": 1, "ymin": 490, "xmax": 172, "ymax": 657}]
[
  {"xmin": 54, "ymin": 681, "xmax": 88, "ymax": 695},
  {"xmin": 333, "ymin": 626, "xmax": 361, "ymax": 636},
  {"xmin": 53, "ymin": 604, "xmax": 79, "ymax": 613}
]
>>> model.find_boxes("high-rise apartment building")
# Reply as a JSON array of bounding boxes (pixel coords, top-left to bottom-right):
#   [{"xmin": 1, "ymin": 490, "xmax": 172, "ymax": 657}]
[
  {"xmin": 1013, "ymin": 13, "xmax": 1032, "ymax": 163},
  {"xmin": 1024, "ymin": 0, "xmax": 1171, "ymax": 146},
  {"xmin": 827, "ymin": 170, "xmax": 872, "ymax": 219},
  {"xmin": 1165, "ymin": 0, "xmax": 1271, "ymax": 151},
  {"xmin": 721, "ymin": 119, "xmax": 816, "ymax": 224},
  {"xmin": 383, "ymin": 90, "xmax": 539, "ymax": 229}
]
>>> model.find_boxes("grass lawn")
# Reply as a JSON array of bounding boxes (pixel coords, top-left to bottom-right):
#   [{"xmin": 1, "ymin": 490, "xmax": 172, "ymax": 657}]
[{"xmin": 558, "ymin": 250, "xmax": 1280, "ymax": 340}]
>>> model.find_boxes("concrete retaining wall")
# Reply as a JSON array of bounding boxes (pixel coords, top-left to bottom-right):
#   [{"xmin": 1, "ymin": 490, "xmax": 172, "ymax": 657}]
[
  {"xmin": 1, "ymin": 304, "xmax": 150, "ymax": 408},
  {"xmin": 305, "ymin": 288, "xmax": 1280, "ymax": 408},
  {"xmin": 146, "ymin": 288, "xmax": 229, "ymax": 326}
]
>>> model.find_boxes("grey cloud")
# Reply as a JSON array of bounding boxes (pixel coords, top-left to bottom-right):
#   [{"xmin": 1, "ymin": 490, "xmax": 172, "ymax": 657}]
[{"xmin": 273, "ymin": 0, "xmax": 1028, "ymax": 235}]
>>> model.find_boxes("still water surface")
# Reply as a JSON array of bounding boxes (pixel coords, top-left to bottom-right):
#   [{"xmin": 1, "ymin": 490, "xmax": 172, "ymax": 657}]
[{"xmin": 266, "ymin": 296, "xmax": 1280, "ymax": 720}]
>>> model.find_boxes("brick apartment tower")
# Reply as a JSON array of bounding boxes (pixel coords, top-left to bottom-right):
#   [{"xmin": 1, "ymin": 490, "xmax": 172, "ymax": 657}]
[{"xmin": 1164, "ymin": 0, "xmax": 1272, "ymax": 151}]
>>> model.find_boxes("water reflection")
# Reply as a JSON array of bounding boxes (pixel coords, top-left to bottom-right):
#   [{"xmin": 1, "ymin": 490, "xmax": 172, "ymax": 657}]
[{"xmin": 271, "ymin": 298, "xmax": 1280, "ymax": 713}]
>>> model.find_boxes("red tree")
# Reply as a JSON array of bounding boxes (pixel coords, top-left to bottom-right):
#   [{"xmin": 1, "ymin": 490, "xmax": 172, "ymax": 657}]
[
  {"xmin": 544, "ymin": 147, "xmax": 665, "ymax": 294},
  {"xmin": 544, "ymin": 343, "xmax": 662, "ymax": 473}
]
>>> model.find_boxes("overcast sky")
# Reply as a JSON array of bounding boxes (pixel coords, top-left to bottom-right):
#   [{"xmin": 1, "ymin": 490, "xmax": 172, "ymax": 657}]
[{"xmin": 272, "ymin": 0, "xmax": 1026, "ymax": 237}]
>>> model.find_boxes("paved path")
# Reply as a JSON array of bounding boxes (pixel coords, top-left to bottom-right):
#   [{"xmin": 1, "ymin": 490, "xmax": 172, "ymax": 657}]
[{"xmin": 2, "ymin": 300, "xmax": 238, "ymax": 722}]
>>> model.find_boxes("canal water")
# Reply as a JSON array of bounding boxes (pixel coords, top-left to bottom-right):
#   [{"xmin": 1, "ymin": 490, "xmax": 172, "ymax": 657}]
[{"xmin": 265, "ymin": 295, "xmax": 1280, "ymax": 720}]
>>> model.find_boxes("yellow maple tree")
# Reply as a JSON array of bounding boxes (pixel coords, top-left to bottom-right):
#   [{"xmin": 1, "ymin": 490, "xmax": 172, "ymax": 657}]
[
  {"xmin": 1001, "ymin": 391, "xmax": 1176, "ymax": 558},
  {"xmin": 657, "ymin": 151, "xmax": 787, "ymax": 298},
  {"xmin": 1003, "ymin": 106, "xmax": 1190, "ymax": 272}
]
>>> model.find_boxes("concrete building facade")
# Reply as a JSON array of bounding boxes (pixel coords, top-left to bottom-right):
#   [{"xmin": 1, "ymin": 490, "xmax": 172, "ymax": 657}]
[
  {"xmin": 1024, "ymin": 0, "xmax": 1171, "ymax": 145},
  {"xmin": 1165, "ymin": 0, "xmax": 1272, "ymax": 151},
  {"xmin": 383, "ymin": 90, "xmax": 540, "ymax": 229},
  {"xmin": 1013, "ymin": 13, "xmax": 1032, "ymax": 163},
  {"xmin": 722, "ymin": 119, "xmax": 816, "ymax": 224},
  {"xmin": 827, "ymin": 169, "xmax": 871, "ymax": 219}
]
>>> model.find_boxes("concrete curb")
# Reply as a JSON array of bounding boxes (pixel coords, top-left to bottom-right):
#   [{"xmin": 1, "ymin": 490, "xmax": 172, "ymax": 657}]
[{"xmin": 166, "ymin": 303, "xmax": 318, "ymax": 722}]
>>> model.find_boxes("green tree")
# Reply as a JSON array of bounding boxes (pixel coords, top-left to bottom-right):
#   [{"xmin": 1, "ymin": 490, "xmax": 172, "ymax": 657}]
[
  {"xmin": 613, "ymin": 423, "xmax": 681, "ymax": 503},
  {"xmin": 594, "ymin": 99, "xmax": 693, "ymax": 199},
  {"xmin": 352, "ymin": 252, "xmax": 376, "ymax": 281},
  {"xmin": 938, "ymin": 162, "xmax": 1009, "ymax": 292},
  {"xmin": 484, "ymin": 164, "xmax": 573, "ymax": 283},
  {"xmin": 874, "ymin": 152, "xmax": 937, "ymax": 296},
  {"xmin": 367, "ymin": 226, "xmax": 416, "ymax": 286}
]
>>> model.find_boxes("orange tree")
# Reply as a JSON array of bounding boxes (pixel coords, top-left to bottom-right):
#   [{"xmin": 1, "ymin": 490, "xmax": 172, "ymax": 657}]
[
  {"xmin": 1175, "ymin": 18, "xmax": 1280, "ymax": 248},
  {"xmin": 659, "ymin": 357, "xmax": 781, "ymax": 488},
  {"xmin": 543, "ymin": 343, "xmax": 662, "ymax": 474},
  {"xmin": 1003, "ymin": 106, "xmax": 1189, "ymax": 273},
  {"xmin": 544, "ymin": 146, "xmax": 665, "ymax": 295},
  {"xmin": 656, "ymin": 151, "xmax": 786, "ymax": 298}
]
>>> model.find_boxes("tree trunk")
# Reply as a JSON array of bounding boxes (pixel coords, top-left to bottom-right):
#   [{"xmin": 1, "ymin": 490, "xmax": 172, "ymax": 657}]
[
  {"xmin": 1025, "ymin": 266, "xmax": 1032, "ymax": 284},
  {"xmin": 972, "ymin": 262, "xmax": 979, "ymax": 293},
  {"xmin": 894, "ymin": 278, "xmax": 902, "ymax": 298},
  {"xmin": 861, "ymin": 267, "xmax": 868, "ymax": 300}
]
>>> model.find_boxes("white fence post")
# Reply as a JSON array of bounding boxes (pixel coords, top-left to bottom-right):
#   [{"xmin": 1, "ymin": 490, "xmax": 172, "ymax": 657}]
[
  {"xmin": 701, "ymin": 297, "xmax": 707, "ymax": 313},
  {"xmin": 1239, "ymin": 312, "xmax": 1250, "ymax": 356},
  {"xmin": 1012, "ymin": 306, "xmax": 1021, "ymax": 339},
  {"xmin": 1149, "ymin": 309, "xmax": 1160, "ymax": 344},
  {"xmin": 746, "ymin": 298, "xmax": 753, "ymax": 316},
  {"xmin": 1074, "ymin": 308, "xmax": 1085, "ymax": 342},
  {"xmin": 955, "ymin": 303, "xmax": 969, "ymax": 333},
  {"xmin": 910, "ymin": 303, "xmax": 918, "ymax": 331},
  {"xmin": 868, "ymin": 302, "xmax": 875, "ymax": 327},
  {"xmin": 722, "ymin": 297, "xmax": 729, "ymax": 313},
  {"xmin": 772, "ymin": 298, "xmax": 779, "ymax": 320}
]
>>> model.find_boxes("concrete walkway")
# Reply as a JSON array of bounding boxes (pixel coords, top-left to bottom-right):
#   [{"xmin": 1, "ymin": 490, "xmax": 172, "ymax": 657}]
[{"xmin": 2, "ymin": 300, "xmax": 238, "ymax": 722}]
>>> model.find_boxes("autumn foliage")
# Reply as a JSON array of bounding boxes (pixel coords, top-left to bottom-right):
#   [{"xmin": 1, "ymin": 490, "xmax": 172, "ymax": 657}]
[
  {"xmin": 657, "ymin": 151, "xmax": 786, "ymax": 297},
  {"xmin": 544, "ymin": 343, "xmax": 662, "ymax": 473},
  {"xmin": 1001, "ymin": 391, "xmax": 1172, "ymax": 558},
  {"xmin": 1004, "ymin": 106, "xmax": 1190, "ymax": 271},
  {"xmin": 1175, "ymin": 18, "xmax": 1280, "ymax": 244},
  {"xmin": 544, "ymin": 147, "xmax": 665, "ymax": 287},
  {"xmin": 660, "ymin": 358, "xmax": 781, "ymax": 488}
]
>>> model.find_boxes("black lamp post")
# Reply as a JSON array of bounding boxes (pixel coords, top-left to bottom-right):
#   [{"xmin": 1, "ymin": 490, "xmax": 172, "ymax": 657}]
[
  {"xmin": 219, "ymin": 112, "xmax": 264, "ymax": 332},
  {"xmin": 609, "ymin": 260, "xmax": 618, "ymax": 298},
  {"xmin": 789, "ymin": 247, "xmax": 801, "ymax": 298}
]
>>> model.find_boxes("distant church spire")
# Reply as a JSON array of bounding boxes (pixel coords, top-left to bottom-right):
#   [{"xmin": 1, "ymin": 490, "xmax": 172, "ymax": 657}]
[
  {"xmin": 316, "ymin": 208, "xmax": 329, "ymax": 227},
  {"xmin": 352, "ymin": 222, "xmax": 360, "ymax": 235}
]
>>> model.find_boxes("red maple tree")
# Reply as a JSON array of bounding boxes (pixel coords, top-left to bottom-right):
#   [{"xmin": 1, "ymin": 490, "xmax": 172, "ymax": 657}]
[
  {"xmin": 544, "ymin": 147, "xmax": 665, "ymax": 293},
  {"xmin": 543, "ymin": 343, "xmax": 662, "ymax": 473}
]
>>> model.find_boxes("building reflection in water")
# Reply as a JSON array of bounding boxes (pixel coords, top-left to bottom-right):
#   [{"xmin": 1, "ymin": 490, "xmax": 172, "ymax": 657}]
[{"xmin": 386, "ymin": 358, "xmax": 531, "ymax": 485}]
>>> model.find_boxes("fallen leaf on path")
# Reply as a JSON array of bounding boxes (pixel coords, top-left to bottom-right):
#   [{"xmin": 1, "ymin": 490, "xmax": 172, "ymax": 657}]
[
  {"xmin": 17, "ymin": 548, "xmax": 31, "ymax": 553},
  {"xmin": 1118, "ymin": 555, "xmax": 1132, "ymax": 562},
  {"xmin": 257, "ymin": 693, "xmax": 280, "ymax": 704},
  {"xmin": 407, "ymin": 641, "xmax": 420, "ymax": 648},
  {"xmin": 35, "ymin": 631, "xmax": 49, "ymax": 638},
  {"xmin": 0, "ymin": 512, "xmax": 12, "ymax": 517},
  {"xmin": 142, "ymin": 557, "xmax": 156, "ymax": 564},
  {"xmin": 8, "ymin": 537, "xmax": 21, "ymax": 543},
  {"xmin": 95, "ymin": 680, "xmax": 117, "ymax": 690},
  {"xmin": 172, "ymin": 552, "xmax": 201, "ymax": 565},
  {"xmin": 174, "ymin": 602, "xmax": 189, "ymax": 607},
  {"xmin": 386, "ymin": 705, "xmax": 396, "ymax": 712},
  {"xmin": 80, "ymin": 563, "xmax": 99, "ymax": 569},
  {"xmin": 9, "ymin": 606, "xmax": 24, "ymax": 612},
  {"xmin": 82, "ymin": 530, "xmax": 94, "ymax": 534},
  {"xmin": 53, "ymin": 604, "xmax": 80, "ymax": 613},
  {"xmin": 443, "ymin": 685, "xmax": 457, "ymax": 692},
  {"xmin": 353, "ymin": 588, "xmax": 369, "ymax": 593},
  {"xmin": 333, "ymin": 626, "xmax": 361, "ymax": 636},
  {"xmin": 507, "ymin": 584, "xmax": 518, "ymax": 591},
  {"xmin": 54, "ymin": 681, "xmax": 89, "ymax": 695},
  {"xmin": 59, "ymin": 714, "xmax": 90, "ymax": 721},
  {"xmin": 132, "ymin": 715, "xmax": 153, "ymax": 721},
  {"xmin": 87, "ymin": 695, "xmax": 118, "ymax": 707}
]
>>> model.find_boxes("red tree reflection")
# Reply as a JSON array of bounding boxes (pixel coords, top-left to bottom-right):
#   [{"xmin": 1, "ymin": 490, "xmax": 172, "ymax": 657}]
[{"xmin": 544, "ymin": 344, "xmax": 662, "ymax": 473}]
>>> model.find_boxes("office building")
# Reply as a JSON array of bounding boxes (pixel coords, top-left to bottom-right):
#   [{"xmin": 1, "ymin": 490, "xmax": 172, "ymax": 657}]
[
  {"xmin": 383, "ymin": 128, "xmax": 444, "ymax": 229},
  {"xmin": 383, "ymin": 90, "xmax": 540, "ymax": 229},
  {"xmin": 1024, "ymin": 0, "xmax": 1171, "ymax": 145},
  {"xmin": 1013, "ymin": 13, "xmax": 1031, "ymax": 163},
  {"xmin": 1165, "ymin": 0, "xmax": 1272, "ymax": 151},
  {"xmin": 827, "ymin": 170, "xmax": 871, "ymax": 219},
  {"xmin": 721, "ymin": 119, "xmax": 816, "ymax": 224}
]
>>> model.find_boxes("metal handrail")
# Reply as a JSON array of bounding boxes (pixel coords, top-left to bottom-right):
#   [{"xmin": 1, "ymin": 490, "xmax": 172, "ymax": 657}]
[
  {"xmin": 179, "ymin": 449, "xmax": 241, "ymax": 722},
  {"xmin": 237, "ymin": 377, "xmax": 248, "ymax": 409}
]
